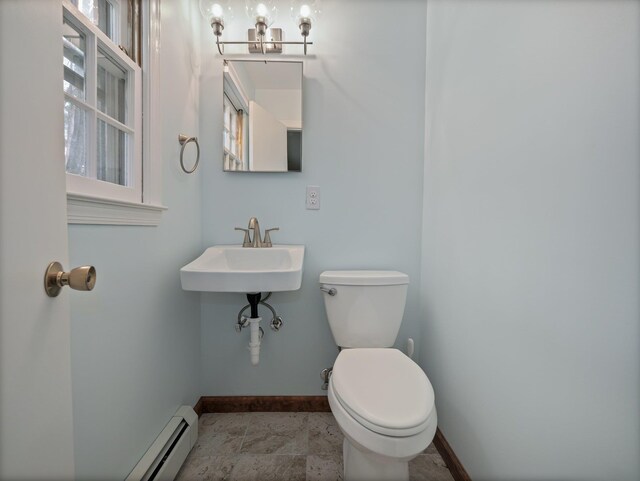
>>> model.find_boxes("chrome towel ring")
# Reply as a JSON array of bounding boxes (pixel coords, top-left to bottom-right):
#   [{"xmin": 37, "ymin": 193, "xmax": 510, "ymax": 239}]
[{"xmin": 178, "ymin": 134, "xmax": 200, "ymax": 174}]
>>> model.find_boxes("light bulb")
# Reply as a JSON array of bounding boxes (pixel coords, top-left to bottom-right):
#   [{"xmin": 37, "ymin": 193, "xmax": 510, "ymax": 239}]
[
  {"xmin": 256, "ymin": 3, "xmax": 268, "ymax": 16},
  {"xmin": 211, "ymin": 4, "xmax": 223, "ymax": 17},
  {"xmin": 291, "ymin": 0, "xmax": 321, "ymax": 22},
  {"xmin": 199, "ymin": 0, "xmax": 233, "ymax": 26},
  {"xmin": 290, "ymin": 0, "xmax": 321, "ymax": 35},
  {"xmin": 299, "ymin": 4, "xmax": 311, "ymax": 17},
  {"xmin": 245, "ymin": 0, "xmax": 277, "ymax": 27}
]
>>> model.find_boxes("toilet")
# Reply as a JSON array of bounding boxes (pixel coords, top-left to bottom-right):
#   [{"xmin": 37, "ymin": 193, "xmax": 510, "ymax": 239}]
[{"xmin": 319, "ymin": 270, "xmax": 437, "ymax": 481}]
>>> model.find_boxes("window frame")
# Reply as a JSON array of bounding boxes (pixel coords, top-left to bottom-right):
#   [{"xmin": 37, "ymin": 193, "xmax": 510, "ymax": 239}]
[{"xmin": 64, "ymin": 0, "xmax": 166, "ymax": 225}]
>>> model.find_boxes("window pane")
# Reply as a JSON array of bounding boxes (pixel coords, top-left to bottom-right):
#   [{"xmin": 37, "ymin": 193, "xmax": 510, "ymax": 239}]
[
  {"xmin": 97, "ymin": 49, "xmax": 127, "ymax": 124},
  {"xmin": 97, "ymin": 120, "xmax": 128, "ymax": 186},
  {"xmin": 64, "ymin": 101, "xmax": 88, "ymax": 176},
  {"xmin": 70, "ymin": 0, "xmax": 114, "ymax": 40},
  {"xmin": 63, "ymin": 20, "xmax": 86, "ymax": 100}
]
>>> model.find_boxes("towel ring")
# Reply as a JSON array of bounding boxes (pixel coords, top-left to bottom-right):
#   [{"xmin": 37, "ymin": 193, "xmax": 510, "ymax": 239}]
[{"xmin": 178, "ymin": 134, "xmax": 200, "ymax": 174}]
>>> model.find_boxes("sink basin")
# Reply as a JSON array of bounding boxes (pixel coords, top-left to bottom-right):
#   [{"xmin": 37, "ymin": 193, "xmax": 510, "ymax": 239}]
[{"xmin": 180, "ymin": 245, "xmax": 304, "ymax": 293}]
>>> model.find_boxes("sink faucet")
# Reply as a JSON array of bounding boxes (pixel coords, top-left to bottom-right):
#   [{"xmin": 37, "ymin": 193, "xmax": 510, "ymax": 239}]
[
  {"xmin": 248, "ymin": 217, "xmax": 263, "ymax": 248},
  {"xmin": 234, "ymin": 217, "xmax": 279, "ymax": 248}
]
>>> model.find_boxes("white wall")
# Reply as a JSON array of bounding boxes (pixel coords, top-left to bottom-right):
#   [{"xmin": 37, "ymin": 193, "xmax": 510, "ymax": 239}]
[
  {"xmin": 254, "ymin": 89, "xmax": 302, "ymax": 129},
  {"xmin": 420, "ymin": 1, "xmax": 640, "ymax": 480},
  {"xmin": 249, "ymin": 100, "xmax": 288, "ymax": 171},
  {"xmin": 198, "ymin": 0, "xmax": 427, "ymax": 395},
  {"xmin": 67, "ymin": 1, "xmax": 203, "ymax": 479},
  {"xmin": 228, "ymin": 61, "xmax": 255, "ymax": 104}
]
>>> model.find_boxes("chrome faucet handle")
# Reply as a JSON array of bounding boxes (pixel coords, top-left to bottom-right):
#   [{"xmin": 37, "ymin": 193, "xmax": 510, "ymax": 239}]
[
  {"xmin": 263, "ymin": 228, "xmax": 279, "ymax": 247},
  {"xmin": 235, "ymin": 227, "xmax": 252, "ymax": 247}
]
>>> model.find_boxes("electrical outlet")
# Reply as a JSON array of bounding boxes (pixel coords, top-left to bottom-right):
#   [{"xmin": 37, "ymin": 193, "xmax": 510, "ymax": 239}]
[{"xmin": 306, "ymin": 185, "xmax": 320, "ymax": 210}]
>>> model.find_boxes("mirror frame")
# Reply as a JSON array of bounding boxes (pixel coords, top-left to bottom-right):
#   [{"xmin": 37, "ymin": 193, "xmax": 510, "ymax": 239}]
[{"xmin": 222, "ymin": 59, "xmax": 303, "ymax": 173}]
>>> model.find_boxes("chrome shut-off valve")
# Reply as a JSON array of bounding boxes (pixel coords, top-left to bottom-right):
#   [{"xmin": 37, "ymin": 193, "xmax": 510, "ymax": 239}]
[
  {"xmin": 270, "ymin": 316, "xmax": 283, "ymax": 331},
  {"xmin": 320, "ymin": 367, "xmax": 332, "ymax": 391}
]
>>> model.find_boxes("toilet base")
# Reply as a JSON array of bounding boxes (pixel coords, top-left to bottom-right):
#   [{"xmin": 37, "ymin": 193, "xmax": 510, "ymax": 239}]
[{"xmin": 343, "ymin": 438, "xmax": 410, "ymax": 481}]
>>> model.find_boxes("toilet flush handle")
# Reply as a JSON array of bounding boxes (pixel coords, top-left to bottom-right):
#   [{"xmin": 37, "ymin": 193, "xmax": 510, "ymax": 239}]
[{"xmin": 320, "ymin": 285, "xmax": 337, "ymax": 296}]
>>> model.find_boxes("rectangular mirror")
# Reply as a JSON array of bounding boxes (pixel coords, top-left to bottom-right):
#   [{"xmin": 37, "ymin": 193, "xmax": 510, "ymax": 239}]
[{"xmin": 222, "ymin": 60, "xmax": 302, "ymax": 172}]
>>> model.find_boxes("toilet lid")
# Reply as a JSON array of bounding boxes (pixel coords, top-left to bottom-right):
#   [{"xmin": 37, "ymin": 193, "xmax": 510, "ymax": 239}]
[
  {"xmin": 319, "ymin": 270, "xmax": 409, "ymax": 286},
  {"xmin": 331, "ymin": 348, "xmax": 435, "ymax": 437}
]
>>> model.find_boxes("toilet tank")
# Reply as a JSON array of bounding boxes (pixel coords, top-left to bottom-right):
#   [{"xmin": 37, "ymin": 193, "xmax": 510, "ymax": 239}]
[{"xmin": 319, "ymin": 270, "xmax": 409, "ymax": 348}]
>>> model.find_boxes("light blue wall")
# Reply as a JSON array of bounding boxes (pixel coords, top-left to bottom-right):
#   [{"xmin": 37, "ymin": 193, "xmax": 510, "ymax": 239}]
[
  {"xmin": 420, "ymin": 1, "xmax": 640, "ymax": 480},
  {"xmin": 67, "ymin": 2, "xmax": 203, "ymax": 479},
  {"xmin": 198, "ymin": 0, "xmax": 427, "ymax": 395}
]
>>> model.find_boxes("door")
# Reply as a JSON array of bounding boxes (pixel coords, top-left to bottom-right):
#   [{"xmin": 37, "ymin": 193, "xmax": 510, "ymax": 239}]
[{"xmin": 0, "ymin": 1, "xmax": 75, "ymax": 478}]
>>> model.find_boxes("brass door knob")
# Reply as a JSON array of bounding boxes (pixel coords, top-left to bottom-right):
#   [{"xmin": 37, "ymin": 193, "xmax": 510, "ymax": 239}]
[{"xmin": 45, "ymin": 261, "xmax": 96, "ymax": 297}]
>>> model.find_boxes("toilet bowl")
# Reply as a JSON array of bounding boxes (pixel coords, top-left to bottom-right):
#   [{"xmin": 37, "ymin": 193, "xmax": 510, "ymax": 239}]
[
  {"xmin": 319, "ymin": 271, "xmax": 438, "ymax": 481},
  {"xmin": 327, "ymin": 348, "xmax": 437, "ymax": 481}
]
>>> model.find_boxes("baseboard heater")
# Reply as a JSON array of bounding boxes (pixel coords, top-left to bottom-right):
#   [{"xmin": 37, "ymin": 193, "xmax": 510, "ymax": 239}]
[{"xmin": 126, "ymin": 406, "xmax": 198, "ymax": 481}]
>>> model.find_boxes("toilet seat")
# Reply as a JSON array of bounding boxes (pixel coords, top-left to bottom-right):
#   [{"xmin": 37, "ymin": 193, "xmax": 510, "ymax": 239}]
[
  {"xmin": 328, "ymin": 374, "xmax": 437, "ymax": 461},
  {"xmin": 331, "ymin": 348, "xmax": 435, "ymax": 437}
]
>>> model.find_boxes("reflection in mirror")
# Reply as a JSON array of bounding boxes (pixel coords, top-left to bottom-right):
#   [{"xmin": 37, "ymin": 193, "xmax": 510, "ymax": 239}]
[{"xmin": 223, "ymin": 60, "xmax": 302, "ymax": 172}]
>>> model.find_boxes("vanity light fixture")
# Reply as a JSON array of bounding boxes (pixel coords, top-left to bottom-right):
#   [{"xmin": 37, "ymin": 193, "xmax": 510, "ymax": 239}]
[{"xmin": 199, "ymin": 0, "xmax": 319, "ymax": 55}]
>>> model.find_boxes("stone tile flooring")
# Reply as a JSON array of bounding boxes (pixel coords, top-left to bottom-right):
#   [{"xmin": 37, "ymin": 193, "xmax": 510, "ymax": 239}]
[{"xmin": 176, "ymin": 412, "xmax": 455, "ymax": 481}]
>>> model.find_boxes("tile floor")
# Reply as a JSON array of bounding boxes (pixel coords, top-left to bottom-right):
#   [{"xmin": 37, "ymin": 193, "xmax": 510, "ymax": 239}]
[{"xmin": 176, "ymin": 412, "xmax": 455, "ymax": 481}]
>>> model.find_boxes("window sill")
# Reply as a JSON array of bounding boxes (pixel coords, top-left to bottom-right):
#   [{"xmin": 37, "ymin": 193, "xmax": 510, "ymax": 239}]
[{"xmin": 67, "ymin": 194, "xmax": 167, "ymax": 226}]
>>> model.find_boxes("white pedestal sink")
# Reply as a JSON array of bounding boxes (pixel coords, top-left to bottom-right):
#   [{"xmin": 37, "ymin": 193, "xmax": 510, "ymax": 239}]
[{"xmin": 180, "ymin": 245, "xmax": 304, "ymax": 293}]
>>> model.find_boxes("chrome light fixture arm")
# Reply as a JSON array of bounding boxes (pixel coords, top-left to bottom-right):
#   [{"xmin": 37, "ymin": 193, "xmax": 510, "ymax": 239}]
[
  {"xmin": 212, "ymin": 38, "xmax": 314, "ymax": 55},
  {"xmin": 209, "ymin": 15, "xmax": 226, "ymax": 55},
  {"xmin": 216, "ymin": 34, "xmax": 224, "ymax": 55}
]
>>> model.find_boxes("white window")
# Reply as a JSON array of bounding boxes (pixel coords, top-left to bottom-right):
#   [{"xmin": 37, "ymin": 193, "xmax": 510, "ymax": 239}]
[{"xmin": 63, "ymin": 0, "xmax": 164, "ymax": 225}]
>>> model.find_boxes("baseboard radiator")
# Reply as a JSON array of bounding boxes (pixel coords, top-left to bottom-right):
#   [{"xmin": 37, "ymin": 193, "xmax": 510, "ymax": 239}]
[{"xmin": 126, "ymin": 406, "xmax": 198, "ymax": 481}]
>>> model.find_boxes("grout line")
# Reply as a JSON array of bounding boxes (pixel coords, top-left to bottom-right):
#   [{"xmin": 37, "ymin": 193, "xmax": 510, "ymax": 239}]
[
  {"xmin": 237, "ymin": 414, "xmax": 251, "ymax": 453},
  {"xmin": 304, "ymin": 413, "xmax": 310, "ymax": 456}
]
